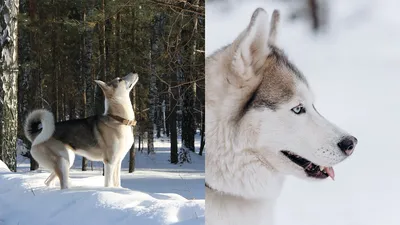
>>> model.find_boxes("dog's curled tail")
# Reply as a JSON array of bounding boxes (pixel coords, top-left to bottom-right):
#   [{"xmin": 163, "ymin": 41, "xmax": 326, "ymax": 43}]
[{"xmin": 24, "ymin": 109, "xmax": 55, "ymax": 146}]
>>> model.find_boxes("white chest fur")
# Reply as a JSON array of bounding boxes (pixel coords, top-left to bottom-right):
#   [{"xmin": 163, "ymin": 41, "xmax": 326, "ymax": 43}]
[
  {"xmin": 206, "ymin": 188, "xmax": 277, "ymax": 225},
  {"xmin": 118, "ymin": 126, "xmax": 134, "ymax": 154}
]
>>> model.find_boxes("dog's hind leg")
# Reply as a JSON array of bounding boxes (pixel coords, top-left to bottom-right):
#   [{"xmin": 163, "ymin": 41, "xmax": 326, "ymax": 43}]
[
  {"xmin": 54, "ymin": 157, "xmax": 70, "ymax": 189},
  {"xmin": 31, "ymin": 146, "xmax": 59, "ymax": 187},
  {"xmin": 31, "ymin": 146, "xmax": 55, "ymax": 170},
  {"xmin": 44, "ymin": 172, "xmax": 57, "ymax": 187}
]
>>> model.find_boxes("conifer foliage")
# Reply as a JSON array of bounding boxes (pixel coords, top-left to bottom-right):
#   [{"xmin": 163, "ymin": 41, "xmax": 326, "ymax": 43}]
[{"xmin": 0, "ymin": 0, "xmax": 205, "ymax": 171}]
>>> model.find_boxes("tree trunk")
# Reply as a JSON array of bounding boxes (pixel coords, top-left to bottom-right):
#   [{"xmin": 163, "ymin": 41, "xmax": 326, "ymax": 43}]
[
  {"xmin": 182, "ymin": 84, "xmax": 196, "ymax": 152},
  {"xmin": 307, "ymin": 0, "xmax": 328, "ymax": 32},
  {"xmin": 156, "ymin": 112, "xmax": 161, "ymax": 138},
  {"xmin": 308, "ymin": 0, "xmax": 319, "ymax": 31},
  {"xmin": 138, "ymin": 134, "xmax": 141, "ymax": 153},
  {"xmin": 128, "ymin": 140, "xmax": 135, "ymax": 173},
  {"xmin": 95, "ymin": 0, "xmax": 106, "ymax": 115},
  {"xmin": 18, "ymin": 0, "xmax": 37, "ymax": 170},
  {"xmin": 181, "ymin": 0, "xmax": 198, "ymax": 153},
  {"xmin": 199, "ymin": 109, "xmax": 205, "ymax": 156},
  {"xmin": 28, "ymin": 0, "xmax": 39, "ymax": 170},
  {"xmin": 50, "ymin": 0, "xmax": 59, "ymax": 121},
  {"xmin": 170, "ymin": 84, "xmax": 178, "ymax": 164},
  {"xmin": 170, "ymin": 12, "xmax": 183, "ymax": 164},
  {"xmin": 81, "ymin": 1, "xmax": 94, "ymax": 172},
  {"xmin": 0, "ymin": 0, "xmax": 19, "ymax": 172},
  {"xmin": 30, "ymin": 154, "xmax": 38, "ymax": 170},
  {"xmin": 148, "ymin": 14, "xmax": 166, "ymax": 155},
  {"xmin": 129, "ymin": 83, "xmax": 137, "ymax": 173},
  {"xmin": 105, "ymin": 9, "xmax": 112, "ymax": 78},
  {"xmin": 148, "ymin": 52, "xmax": 156, "ymax": 154},
  {"xmin": 115, "ymin": 12, "xmax": 121, "ymax": 77},
  {"xmin": 166, "ymin": 108, "xmax": 170, "ymax": 137}
]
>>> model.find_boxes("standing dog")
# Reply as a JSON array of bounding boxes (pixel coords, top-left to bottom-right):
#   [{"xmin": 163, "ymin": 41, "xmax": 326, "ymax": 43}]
[
  {"xmin": 24, "ymin": 73, "xmax": 138, "ymax": 189},
  {"xmin": 205, "ymin": 8, "xmax": 357, "ymax": 225}
]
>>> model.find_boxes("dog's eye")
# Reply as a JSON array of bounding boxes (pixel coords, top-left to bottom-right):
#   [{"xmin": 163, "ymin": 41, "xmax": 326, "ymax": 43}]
[
  {"xmin": 291, "ymin": 104, "xmax": 306, "ymax": 114},
  {"xmin": 117, "ymin": 78, "xmax": 122, "ymax": 82}
]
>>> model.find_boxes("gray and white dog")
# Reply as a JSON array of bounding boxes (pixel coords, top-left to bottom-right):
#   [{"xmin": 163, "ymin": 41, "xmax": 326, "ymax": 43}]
[
  {"xmin": 24, "ymin": 73, "xmax": 138, "ymax": 189},
  {"xmin": 205, "ymin": 8, "xmax": 357, "ymax": 225}
]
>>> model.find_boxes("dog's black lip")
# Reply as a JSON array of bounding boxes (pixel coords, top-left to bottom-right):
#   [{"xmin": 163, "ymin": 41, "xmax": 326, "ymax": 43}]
[
  {"xmin": 122, "ymin": 79, "xmax": 132, "ymax": 89},
  {"xmin": 281, "ymin": 151, "xmax": 328, "ymax": 179},
  {"xmin": 128, "ymin": 83, "xmax": 133, "ymax": 88}
]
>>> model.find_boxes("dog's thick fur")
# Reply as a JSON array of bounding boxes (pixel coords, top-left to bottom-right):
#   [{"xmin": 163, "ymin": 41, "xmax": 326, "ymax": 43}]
[
  {"xmin": 205, "ymin": 8, "xmax": 357, "ymax": 225},
  {"xmin": 24, "ymin": 73, "xmax": 139, "ymax": 189}
]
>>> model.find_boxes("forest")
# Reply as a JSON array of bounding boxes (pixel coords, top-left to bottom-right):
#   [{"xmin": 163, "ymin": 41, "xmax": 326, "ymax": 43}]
[{"xmin": 0, "ymin": 0, "xmax": 205, "ymax": 172}]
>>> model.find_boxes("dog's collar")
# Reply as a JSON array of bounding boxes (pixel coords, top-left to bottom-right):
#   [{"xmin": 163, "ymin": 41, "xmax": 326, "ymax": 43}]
[{"xmin": 107, "ymin": 114, "xmax": 137, "ymax": 126}]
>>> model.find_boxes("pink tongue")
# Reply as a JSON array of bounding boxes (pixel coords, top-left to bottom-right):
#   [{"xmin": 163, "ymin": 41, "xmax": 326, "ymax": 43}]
[{"xmin": 323, "ymin": 167, "xmax": 335, "ymax": 180}]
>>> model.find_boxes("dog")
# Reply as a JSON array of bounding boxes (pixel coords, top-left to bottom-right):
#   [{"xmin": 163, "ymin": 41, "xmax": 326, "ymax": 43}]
[
  {"xmin": 205, "ymin": 8, "xmax": 357, "ymax": 225},
  {"xmin": 24, "ymin": 73, "xmax": 138, "ymax": 189}
]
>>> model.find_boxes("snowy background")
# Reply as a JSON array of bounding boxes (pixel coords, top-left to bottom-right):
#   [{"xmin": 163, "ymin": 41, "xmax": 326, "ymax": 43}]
[
  {"xmin": 207, "ymin": 0, "xmax": 400, "ymax": 224},
  {"xmin": 0, "ymin": 136, "xmax": 204, "ymax": 225}
]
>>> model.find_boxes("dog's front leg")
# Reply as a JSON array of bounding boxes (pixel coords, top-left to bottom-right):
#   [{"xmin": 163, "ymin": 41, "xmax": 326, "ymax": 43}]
[
  {"xmin": 104, "ymin": 163, "xmax": 116, "ymax": 187},
  {"xmin": 113, "ymin": 159, "xmax": 122, "ymax": 187}
]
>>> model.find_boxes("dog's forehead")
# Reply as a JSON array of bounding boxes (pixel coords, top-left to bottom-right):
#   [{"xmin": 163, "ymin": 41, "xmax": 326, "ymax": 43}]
[
  {"xmin": 107, "ymin": 78, "xmax": 120, "ymax": 88},
  {"xmin": 295, "ymin": 80, "xmax": 314, "ymax": 102},
  {"xmin": 268, "ymin": 46, "xmax": 308, "ymax": 87},
  {"xmin": 249, "ymin": 47, "xmax": 308, "ymax": 110}
]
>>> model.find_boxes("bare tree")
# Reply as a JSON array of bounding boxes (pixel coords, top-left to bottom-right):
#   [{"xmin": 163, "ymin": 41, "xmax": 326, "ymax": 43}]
[
  {"xmin": 148, "ymin": 13, "xmax": 166, "ymax": 154},
  {"xmin": 80, "ymin": 0, "xmax": 95, "ymax": 171},
  {"xmin": 0, "ymin": 0, "xmax": 19, "ymax": 172}
]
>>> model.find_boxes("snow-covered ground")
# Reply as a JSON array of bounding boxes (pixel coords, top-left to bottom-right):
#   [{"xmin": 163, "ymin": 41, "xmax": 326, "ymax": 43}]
[
  {"xmin": 0, "ymin": 136, "xmax": 204, "ymax": 225},
  {"xmin": 207, "ymin": 0, "xmax": 400, "ymax": 224}
]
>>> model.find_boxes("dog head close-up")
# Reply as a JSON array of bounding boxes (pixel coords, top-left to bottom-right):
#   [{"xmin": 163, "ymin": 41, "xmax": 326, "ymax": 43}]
[
  {"xmin": 94, "ymin": 73, "xmax": 139, "ymax": 118},
  {"xmin": 206, "ymin": 8, "xmax": 357, "ymax": 199}
]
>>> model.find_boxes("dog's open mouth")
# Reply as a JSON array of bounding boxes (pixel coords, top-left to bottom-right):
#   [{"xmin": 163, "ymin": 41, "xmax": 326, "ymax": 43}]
[{"xmin": 281, "ymin": 151, "xmax": 335, "ymax": 180}]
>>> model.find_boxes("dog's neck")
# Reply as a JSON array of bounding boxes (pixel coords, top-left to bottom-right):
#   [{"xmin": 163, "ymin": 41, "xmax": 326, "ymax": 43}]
[
  {"xmin": 206, "ymin": 185, "xmax": 277, "ymax": 225},
  {"xmin": 103, "ymin": 98, "xmax": 135, "ymax": 120}
]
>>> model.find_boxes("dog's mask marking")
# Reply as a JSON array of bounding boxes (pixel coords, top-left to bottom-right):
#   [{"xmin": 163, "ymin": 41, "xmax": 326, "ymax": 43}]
[{"xmin": 245, "ymin": 51, "xmax": 296, "ymax": 111}]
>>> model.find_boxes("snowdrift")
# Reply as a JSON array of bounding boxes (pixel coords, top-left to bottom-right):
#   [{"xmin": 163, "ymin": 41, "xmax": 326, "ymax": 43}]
[
  {"xmin": 0, "ymin": 169, "xmax": 204, "ymax": 225},
  {"xmin": 0, "ymin": 137, "xmax": 205, "ymax": 225},
  {"xmin": 0, "ymin": 160, "xmax": 10, "ymax": 173}
]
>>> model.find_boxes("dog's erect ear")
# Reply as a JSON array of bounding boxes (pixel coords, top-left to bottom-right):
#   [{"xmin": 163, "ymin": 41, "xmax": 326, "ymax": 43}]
[
  {"xmin": 94, "ymin": 80, "xmax": 110, "ymax": 93},
  {"xmin": 268, "ymin": 10, "xmax": 280, "ymax": 46},
  {"xmin": 231, "ymin": 8, "xmax": 271, "ymax": 77},
  {"xmin": 131, "ymin": 73, "xmax": 139, "ymax": 87}
]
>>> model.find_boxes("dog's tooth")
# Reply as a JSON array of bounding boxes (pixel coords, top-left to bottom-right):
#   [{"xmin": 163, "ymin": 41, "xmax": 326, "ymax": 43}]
[{"xmin": 320, "ymin": 166, "xmax": 324, "ymax": 171}]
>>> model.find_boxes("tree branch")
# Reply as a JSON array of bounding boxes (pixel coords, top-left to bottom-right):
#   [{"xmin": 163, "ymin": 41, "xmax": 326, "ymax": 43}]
[{"xmin": 149, "ymin": 0, "xmax": 205, "ymax": 16}]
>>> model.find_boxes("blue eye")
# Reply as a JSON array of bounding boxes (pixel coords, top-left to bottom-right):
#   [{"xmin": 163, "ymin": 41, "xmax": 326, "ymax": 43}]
[{"xmin": 291, "ymin": 104, "xmax": 306, "ymax": 114}]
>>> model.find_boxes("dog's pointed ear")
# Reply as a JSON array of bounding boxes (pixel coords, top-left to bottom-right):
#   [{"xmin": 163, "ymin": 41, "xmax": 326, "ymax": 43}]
[
  {"xmin": 94, "ymin": 80, "xmax": 110, "ymax": 93},
  {"xmin": 268, "ymin": 10, "xmax": 280, "ymax": 46},
  {"xmin": 131, "ymin": 73, "xmax": 139, "ymax": 87},
  {"xmin": 231, "ymin": 8, "xmax": 274, "ymax": 77}
]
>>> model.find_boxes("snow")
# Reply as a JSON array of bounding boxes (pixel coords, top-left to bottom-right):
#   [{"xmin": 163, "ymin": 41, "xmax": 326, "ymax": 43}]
[
  {"xmin": 0, "ymin": 136, "xmax": 204, "ymax": 225},
  {"xmin": 0, "ymin": 160, "xmax": 10, "ymax": 173},
  {"xmin": 207, "ymin": 0, "xmax": 400, "ymax": 225}
]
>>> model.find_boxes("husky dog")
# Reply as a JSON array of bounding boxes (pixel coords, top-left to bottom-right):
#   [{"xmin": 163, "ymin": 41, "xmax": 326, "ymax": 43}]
[
  {"xmin": 24, "ymin": 73, "xmax": 138, "ymax": 189},
  {"xmin": 205, "ymin": 8, "xmax": 357, "ymax": 225}
]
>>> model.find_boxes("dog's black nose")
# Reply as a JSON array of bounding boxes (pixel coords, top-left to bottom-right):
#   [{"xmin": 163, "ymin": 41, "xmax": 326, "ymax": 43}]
[{"xmin": 337, "ymin": 136, "xmax": 357, "ymax": 156}]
